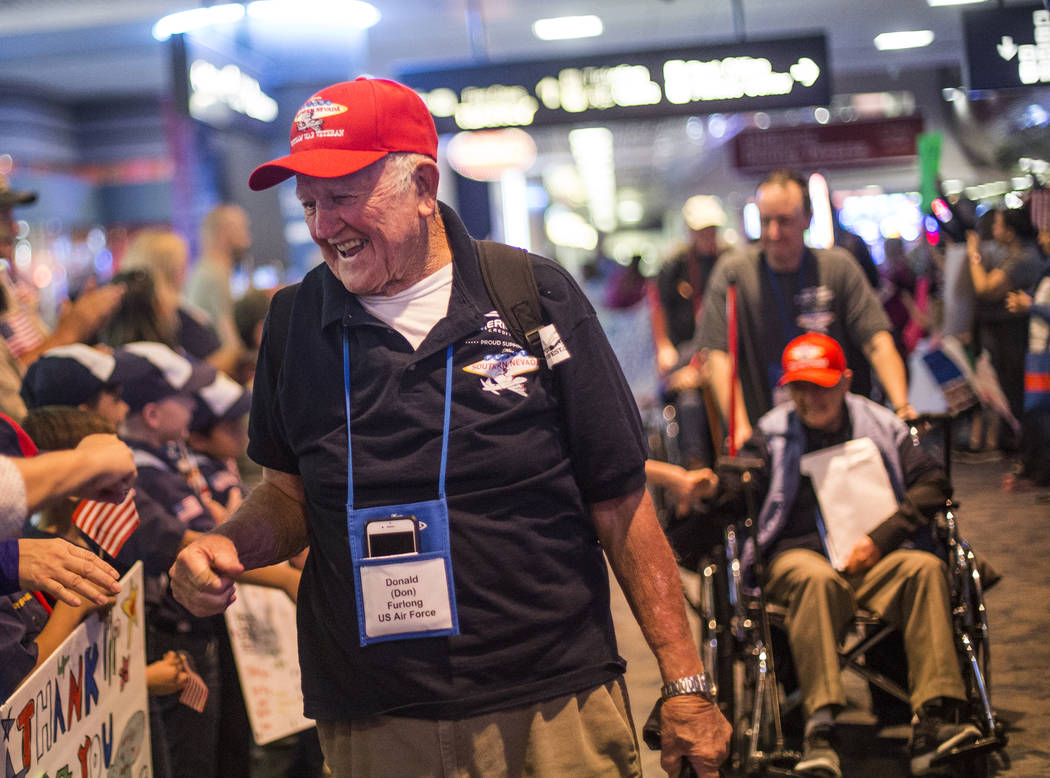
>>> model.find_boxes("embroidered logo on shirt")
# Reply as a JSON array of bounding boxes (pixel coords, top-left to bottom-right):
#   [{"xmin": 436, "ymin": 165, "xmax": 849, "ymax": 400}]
[{"xmin": 463, "ymin": 350, "xmax": 539, "ymax": 397}]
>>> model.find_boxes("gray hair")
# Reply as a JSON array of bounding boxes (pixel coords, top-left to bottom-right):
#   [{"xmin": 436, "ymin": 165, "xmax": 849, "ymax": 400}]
[{"xmin": 383, "ymin": 152, "xmax": 431, "ymax": 193}]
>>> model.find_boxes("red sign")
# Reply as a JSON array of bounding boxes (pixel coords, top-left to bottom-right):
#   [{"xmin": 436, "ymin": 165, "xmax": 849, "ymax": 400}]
[{"xmin": 731, "ymin": 116, "xmax": 924, "ymax": 171}]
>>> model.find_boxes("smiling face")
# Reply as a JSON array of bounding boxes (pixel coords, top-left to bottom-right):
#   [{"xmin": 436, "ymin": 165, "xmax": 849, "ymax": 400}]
[
  {"xmin": 787, "ymin": 371, "xmax": 852, "ymax": 432},
  {"xmin": 295, "ymin": 155, "xmax": 440, "ymax": 297}
]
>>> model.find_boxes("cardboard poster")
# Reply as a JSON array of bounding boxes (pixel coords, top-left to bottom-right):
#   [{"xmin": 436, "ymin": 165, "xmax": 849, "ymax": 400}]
[
  {"xmin": 2, "ymin": 562, "xmax": 151, "ymax": 778},
  {"xmin": 224, "ymin": 583, "xmax": 312, "ymax": 745}
]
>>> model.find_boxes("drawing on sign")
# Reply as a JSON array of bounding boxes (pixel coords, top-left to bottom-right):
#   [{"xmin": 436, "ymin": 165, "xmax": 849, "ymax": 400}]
[{"xmin": 107, "ymin": 709, "xmax": 146, "ymax": 778}]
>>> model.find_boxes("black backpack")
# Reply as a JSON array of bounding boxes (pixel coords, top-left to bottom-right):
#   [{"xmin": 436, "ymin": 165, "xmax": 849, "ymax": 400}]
[{"xmin": 476, "ymin": 240, "xmax": 547, "ymax": 363}]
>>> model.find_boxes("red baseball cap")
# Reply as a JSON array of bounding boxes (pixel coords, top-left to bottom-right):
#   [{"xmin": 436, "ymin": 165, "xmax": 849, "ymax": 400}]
[
  {"xmin": 778, "ymin": 332, "xmax": 847, "ymax": 387},
  {"xmin": 249, "ymin": 78, "xmax": 438, "ymax": 191}
]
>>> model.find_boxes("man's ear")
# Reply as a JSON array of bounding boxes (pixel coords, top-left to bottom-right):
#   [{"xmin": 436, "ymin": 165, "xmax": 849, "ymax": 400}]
[
  {"xmin": 413, "ymin": 159, "xmax": 440, "ymax": 217},
  {"xmin": 841, "ymin": 369, "xmax": 853, "ymax": 391}
]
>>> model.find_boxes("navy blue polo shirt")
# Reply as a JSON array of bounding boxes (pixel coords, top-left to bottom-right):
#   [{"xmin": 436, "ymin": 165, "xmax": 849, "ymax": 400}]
[{"xmin": 248, "ymin": 203, "xmax": 648, "ymax": 720}]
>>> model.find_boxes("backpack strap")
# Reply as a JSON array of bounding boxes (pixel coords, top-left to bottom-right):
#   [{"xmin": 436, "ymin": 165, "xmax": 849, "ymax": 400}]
[{"xmin": 476, "ymin": 240, "xmax": 546, "ymax": 361}]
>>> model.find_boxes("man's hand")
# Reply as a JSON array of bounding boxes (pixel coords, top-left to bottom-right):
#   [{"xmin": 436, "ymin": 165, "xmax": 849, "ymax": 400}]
[
  {"xmin": 673, "ymin": 469, "xmax": 719, "ymax": 515},
  {"xmin": 840, "ymin": 535, "xmax": 882, "ymax": 575},
  {"xmin": 18, "ymin": 538, "xmax": 121, "ymax": 606},
  {"xmin": 659, "ymin": 695, "xmax": 732, "ymax": 777},
  {"xmin": 72, "ymin": 434, "xmax": 137, "ymax": 503},
  {"xmin": 1006, "ymin": 290, "xmax": 1032, "ymax": 314},
  {"xmin": 169, "ymin": 534, "xmax": 244, "ymax": 616},
  {"xmin": 51, "ymin": 280, "xmax": 125, "ymax": 345},
  {"xmin": 894, "ymin": 403, "xmax": 918, "ymax": 422},
  {"xmin": 657, "ymin": 342, "xmax": 681, "ymax": 377}
]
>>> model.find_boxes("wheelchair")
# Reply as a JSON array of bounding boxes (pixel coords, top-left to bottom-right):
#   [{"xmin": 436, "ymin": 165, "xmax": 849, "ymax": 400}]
[{"xmin": 678, "ymin": 414, "xmax": 1007, "ymax": 777}]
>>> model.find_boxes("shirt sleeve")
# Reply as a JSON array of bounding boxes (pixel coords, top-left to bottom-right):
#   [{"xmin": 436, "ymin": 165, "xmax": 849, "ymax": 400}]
[
  {"xmin": 695, "ymin": 254, "xmax": 732, "ymax": 352},
  {"xmin": 0, "ymin": 538, "xmax": 18, "ymax": 595},
  {"xmin": 831, "ymin": 248, "xmax": 891, "ymax": 347},
  {"xmin": 246, "ymin": 286, "xmax": 300, "ymax": 475}
]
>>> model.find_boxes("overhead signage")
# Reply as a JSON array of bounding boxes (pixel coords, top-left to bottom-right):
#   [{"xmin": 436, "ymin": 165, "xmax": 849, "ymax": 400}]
[
  {"xmin": 963, "ymin": 4, "xmax": 1050, "ymax": 90},
  {"xmin": 731, "ymin": 116, "xmax": 924, "ymax": 171},
  {"xmin": 171, "ymin": 34, "xmax": 278, "ymax": 132},
  {"xmin": 398, "ymin": 35, "xmax": 830, "ymax": 133}
]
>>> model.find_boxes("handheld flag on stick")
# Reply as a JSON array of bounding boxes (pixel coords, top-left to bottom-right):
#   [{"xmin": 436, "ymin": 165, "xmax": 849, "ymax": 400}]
[
  {"xmin": 727, "ymin": 283, "xmax": 739, "ymax": 456},
  {"xmin": 178, "ymin": 651, "xmax": 209, "ymax": 712},
  {"xmin": 72, "ymin": 490, "xmax": 140, "ymax": 558}
]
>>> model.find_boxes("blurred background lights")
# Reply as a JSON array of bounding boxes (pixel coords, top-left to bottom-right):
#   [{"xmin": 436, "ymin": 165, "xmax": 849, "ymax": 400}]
[{"xmin": 532, "ymin": 15, "xmax": 603, "ymax": 41}]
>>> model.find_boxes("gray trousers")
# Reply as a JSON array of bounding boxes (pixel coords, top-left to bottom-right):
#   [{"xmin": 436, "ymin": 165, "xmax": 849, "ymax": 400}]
[{"xmin": 765, "ymin": 548, "xmax": 966, "ymax": 719}]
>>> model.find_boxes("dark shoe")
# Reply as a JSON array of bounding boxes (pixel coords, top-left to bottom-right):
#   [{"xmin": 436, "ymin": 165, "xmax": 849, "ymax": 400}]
[
  {"xmin": 909, "ymin": 715, "xmax": 981, "ymax": 775},
  {"xmin": 794, "ymin": 727, "xmax": 841, "ymax": 777}
]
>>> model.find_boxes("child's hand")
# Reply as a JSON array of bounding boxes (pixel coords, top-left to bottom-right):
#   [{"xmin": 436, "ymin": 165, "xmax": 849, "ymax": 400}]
[{"xmin": 147, "ymin": 651, "xmax": 188, "ymax": 696}]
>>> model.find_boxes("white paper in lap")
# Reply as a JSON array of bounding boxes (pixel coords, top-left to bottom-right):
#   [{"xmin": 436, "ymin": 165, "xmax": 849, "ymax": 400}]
[
  {"xmin": 799, "ymin": 437, "xmax": 899, "ymax": 571},
  {"xmin": 225, "ymin": 582, "xmax": 313, "ymax": 745}
]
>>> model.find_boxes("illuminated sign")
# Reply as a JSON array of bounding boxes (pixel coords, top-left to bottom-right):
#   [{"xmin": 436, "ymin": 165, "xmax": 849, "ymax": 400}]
[
  {"xmin": 171, "ymin": 34, "xmax": 277, "ymax": 132},
  {"xmin": 731, "ymin": 117, "xmax": 924, "ymax": 170},
  {"xmin": 963, "ymin": 4, "xmax": 1050, "ymax": 90},
  {"xmin": 189, "ymin": 59, "xmax": 278, "ymax": 124},
  {"xmin": 399, "ymin": 35, "xmax": 830, "ymax": 132}
]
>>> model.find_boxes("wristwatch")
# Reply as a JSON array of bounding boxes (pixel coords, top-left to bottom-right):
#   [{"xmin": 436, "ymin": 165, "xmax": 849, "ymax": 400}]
[{"xmin": 660, "ymin": 672, "xmax": 716, "ymax": 703}]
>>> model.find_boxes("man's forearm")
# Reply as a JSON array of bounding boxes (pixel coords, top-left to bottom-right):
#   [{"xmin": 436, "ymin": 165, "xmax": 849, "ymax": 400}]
[
  {"xmin": 865, "ymin": 331, "xmax": 909, "ymax": 412},
  {"xmin": 707, "ymin": 349, "xmax": 750, "ymax": 445},
  {"xmin": 591, "ymin": 488, "xmax": 703, "ymax": 682},
  {"xmin": 211, "ymin": 478, "xmax": 308, "ymax": 570}
]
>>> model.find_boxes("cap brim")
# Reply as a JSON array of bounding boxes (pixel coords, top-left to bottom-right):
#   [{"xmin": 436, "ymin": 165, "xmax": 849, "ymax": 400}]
[
  {"xmin": 778, "ymin": 368, "xmax": 843, "ymax": 387},
  {"xmin": 249, "ymin": 148, "xmax": 389, "ymax": 191}
]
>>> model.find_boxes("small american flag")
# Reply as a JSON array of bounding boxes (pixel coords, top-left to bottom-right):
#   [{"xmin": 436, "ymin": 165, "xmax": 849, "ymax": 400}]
[
  {"xmin": 1030, "ymin": 189, "xmax": 1050, "ymax": 232},
  {"xmin": 72, "ymin": 490, "xmax": 140, "ymax": 558},
  {"xmin": 178, "ymin": 654, "xmax": 209, "ymax": 712},
  {"xmin": 0, "ymin": 307, "xmax": 45, "ymax": 359}
]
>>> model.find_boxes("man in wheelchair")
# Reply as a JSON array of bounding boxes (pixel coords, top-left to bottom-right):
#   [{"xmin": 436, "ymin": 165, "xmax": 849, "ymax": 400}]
[{"xmin": 680, "ymin": 333, "xmax": 981, "ymax": 777}]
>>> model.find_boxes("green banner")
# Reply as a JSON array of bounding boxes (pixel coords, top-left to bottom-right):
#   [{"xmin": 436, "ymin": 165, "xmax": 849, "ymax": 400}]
[{"xmin": 917, "ymin": 131, "xmax": 943, "ymax": 215}]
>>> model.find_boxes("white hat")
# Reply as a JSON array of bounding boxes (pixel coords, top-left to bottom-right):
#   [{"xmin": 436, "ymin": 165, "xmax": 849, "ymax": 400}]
[{"xmin": 682, "ymin": 195, "xmax": 726, "ymax": 231}]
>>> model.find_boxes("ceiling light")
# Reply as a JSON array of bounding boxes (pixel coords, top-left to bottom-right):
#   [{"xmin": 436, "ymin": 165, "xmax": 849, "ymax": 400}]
[
  {"xmin": 874, "ymin": 30, "xmax": 935, "ymax": 51},
  {"xmin": 926, "ymin": 0, "xmax": 985, "ymax": 6},
  {"xmin": 532, "ymin": 15, "xmax": 603, "ymax": 41},
  {"xmin": 152, "ymin": 4, "xmax": 245, "ymax": 41},
  {"xmin": 247, "ymin": 0, "xmax": 380, "ymax": 28}
]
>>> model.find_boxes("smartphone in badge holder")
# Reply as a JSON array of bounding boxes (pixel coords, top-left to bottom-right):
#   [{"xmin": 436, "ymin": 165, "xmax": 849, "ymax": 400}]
[{"xmin": 365, "ymin": 515, "xmax": 420, "ymax": 558}]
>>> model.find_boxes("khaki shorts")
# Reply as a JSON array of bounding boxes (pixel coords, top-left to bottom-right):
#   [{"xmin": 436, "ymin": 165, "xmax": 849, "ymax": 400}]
[{"xmin": 316, "ymin": 679, "xmax": 642, "ymax": 778}]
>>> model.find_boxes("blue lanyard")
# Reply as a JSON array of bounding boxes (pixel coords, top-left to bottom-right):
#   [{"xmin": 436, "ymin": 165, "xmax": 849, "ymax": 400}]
[
  {"xmin": 342, "ymin": 329, "xmax": 453, "ymax": 508},
  {"xmin": 763, "ymin": 250, "xmax": 811, "ymax": 341}
]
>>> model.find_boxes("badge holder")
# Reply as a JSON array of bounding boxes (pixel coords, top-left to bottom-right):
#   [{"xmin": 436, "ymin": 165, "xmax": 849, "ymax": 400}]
[{"xmin": 343, "ymin": 334, "xmax": 460, "ymax": 646}]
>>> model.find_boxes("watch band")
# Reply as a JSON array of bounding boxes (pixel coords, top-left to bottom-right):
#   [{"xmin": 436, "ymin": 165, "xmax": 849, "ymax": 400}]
[{"xmin": 660, "ymin": 672, "xmax": 716, "ymax": 702}]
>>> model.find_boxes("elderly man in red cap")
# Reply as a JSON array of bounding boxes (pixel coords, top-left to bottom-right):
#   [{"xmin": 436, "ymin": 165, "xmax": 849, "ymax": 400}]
[
  {"xmin": 670, "ymin": 332, "xmax": 978, "ymax": 776},
  {"xmin": 169, "ymin": 78, "xmax": 730, "ymax": 776}
]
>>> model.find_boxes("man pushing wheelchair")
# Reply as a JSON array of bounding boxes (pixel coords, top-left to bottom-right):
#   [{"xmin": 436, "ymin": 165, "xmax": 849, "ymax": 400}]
[{"xmin": 668, "ymin": 333, "xmax": 982, "ymax": 776}]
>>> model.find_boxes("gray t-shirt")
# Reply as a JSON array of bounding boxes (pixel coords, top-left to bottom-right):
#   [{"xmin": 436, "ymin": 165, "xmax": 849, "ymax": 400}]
[{"xmin": 696, "ymin": 244, "xmax": 890, "ymax": 424}]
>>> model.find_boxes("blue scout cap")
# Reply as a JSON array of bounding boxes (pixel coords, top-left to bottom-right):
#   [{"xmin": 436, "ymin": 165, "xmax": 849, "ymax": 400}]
[
  {"xmin": 21, "ymin": 344, "xmax": 140, "ymax": 409},
  {"xmin": 119, "ymin": 342, "xmax": 216, "ymax": 412},
  {"xmin": 190, "ymin": 372, "xmax": 251, "ymax": 434}
]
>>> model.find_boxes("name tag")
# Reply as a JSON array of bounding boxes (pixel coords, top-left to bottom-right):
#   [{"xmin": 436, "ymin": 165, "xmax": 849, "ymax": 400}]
[{"xmin": 359, "ymin": 557, "xmax": 454, "ymax": 638}]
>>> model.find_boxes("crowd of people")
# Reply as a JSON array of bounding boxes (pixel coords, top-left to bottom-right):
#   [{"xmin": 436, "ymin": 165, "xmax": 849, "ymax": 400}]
[
  {"xmin": 0, "ymin": 175, "xmax": 321, "ymax": 777},
  {"xmin": 0, "ymin": 70, "xmax": 1044, "ymax": 778}
]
